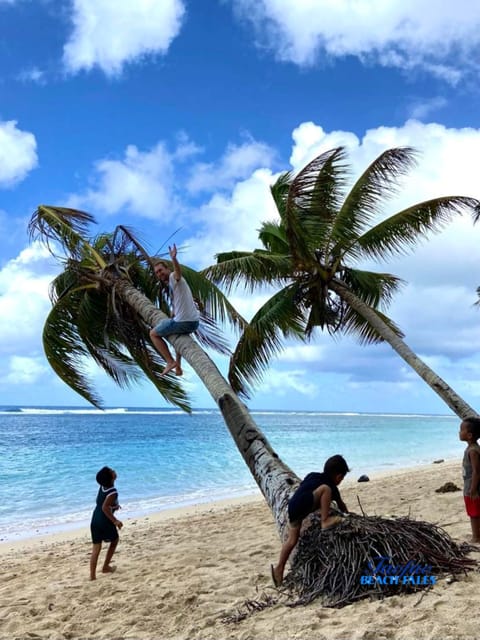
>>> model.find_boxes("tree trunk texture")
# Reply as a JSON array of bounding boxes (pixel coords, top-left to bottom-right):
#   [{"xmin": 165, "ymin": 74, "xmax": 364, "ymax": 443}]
[
  {"xmin": 330, "ymin": 280, "xmax": 478, "ymax": 419},
  {"xmin": 116, "ymin": 279, "xmax": 298, "ymax": 539}
]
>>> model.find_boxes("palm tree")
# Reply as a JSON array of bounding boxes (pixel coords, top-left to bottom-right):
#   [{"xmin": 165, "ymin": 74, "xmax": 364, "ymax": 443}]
[
  {"xmin": 205, "ymin": 147, "xmax": 480, "ymax": 419},
  {"xmin": 28, "ymin": 205, "xmax": 299, "ymax": 539}
]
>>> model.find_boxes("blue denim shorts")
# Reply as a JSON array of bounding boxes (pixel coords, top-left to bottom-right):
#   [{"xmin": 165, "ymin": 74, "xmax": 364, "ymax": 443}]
[{"xmin": 153, "ymin": 319, "xmax": 199, "ymax": 337}]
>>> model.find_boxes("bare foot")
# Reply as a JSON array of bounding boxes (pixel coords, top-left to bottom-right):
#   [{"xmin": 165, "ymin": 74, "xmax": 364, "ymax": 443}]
[
  {"xmin": 271, "ymin": 564, "xmax": 282, "ymax": 587},
  {"xmin": 322, "ymin": 515, "xmax": 342, "ymax": 530},
  {"xmin": 175, "ymin": 364, "xmax": 183, "ymax": 376},
  {"xmin": 102, "ymin": 565, "xmax": 116, "ymax": 574},
  {"xmin": 160, "ymin": 361, "xmax": 177, "ymax": 376}
]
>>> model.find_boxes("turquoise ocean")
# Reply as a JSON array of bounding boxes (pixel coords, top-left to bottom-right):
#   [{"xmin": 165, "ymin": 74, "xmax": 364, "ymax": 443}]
[{"xmin": 0, "ymin": 407, "xmax": 464, "ymax": 541}]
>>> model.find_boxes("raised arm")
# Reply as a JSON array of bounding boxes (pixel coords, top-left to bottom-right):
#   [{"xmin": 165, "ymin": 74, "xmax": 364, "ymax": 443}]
[{"xmin": 169, "ymin": 244, "xmax": 182, "ymax": 281}]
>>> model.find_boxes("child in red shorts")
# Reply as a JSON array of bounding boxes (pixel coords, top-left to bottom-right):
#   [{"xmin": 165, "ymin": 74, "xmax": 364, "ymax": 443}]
[{"xmin": 459, "ymin": 417, "xmax": 480, "ymax": 543}]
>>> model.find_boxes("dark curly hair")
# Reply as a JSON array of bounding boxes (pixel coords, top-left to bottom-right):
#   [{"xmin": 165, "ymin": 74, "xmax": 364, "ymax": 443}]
[{"xmin": 96, "ymin": 466, "xmax": 115, "ymax": 487}]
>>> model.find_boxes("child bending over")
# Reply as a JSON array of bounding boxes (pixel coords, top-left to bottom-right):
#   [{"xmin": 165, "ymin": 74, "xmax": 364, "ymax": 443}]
[{"xmin": 271, "ymin": 454, "xmax": 349, "ymax": 586}]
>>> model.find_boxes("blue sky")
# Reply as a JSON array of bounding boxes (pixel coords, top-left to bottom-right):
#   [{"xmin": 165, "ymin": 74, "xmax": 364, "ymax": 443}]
[{"xmin": 1, "ymin": 0, "xmax": 480, "ymax": 413}]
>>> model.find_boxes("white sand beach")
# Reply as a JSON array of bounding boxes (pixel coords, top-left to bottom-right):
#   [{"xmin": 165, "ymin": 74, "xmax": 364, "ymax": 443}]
[{"xmin": 1, "ymin": 460, "xmax": 479, "ymax": 640}]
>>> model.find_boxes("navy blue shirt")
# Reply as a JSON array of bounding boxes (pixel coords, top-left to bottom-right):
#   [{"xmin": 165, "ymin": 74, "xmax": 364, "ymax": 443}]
[{"xmin": 288, "ymin": 472, "xmax": 342, "ymax": 523}]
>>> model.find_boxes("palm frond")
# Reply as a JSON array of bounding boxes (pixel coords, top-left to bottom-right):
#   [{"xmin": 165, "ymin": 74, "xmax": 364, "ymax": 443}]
[
  {"xmin": 228, "ymin": 284, "xmax": 307, "ymax": 397},
  {"xmin": 341, "ymin": 268, "xmax": 405, "ymax": 310},
  {"xmin": 204, "ymin": 251, "xmax": 292, "ymax": 293},
  {"xmin": 471, "ymin": 203, "xmax": 480, "ymax": 224},
  {"xmin": 46, "ymin": 272, "xmax": 191, "ymax": 410},
  {"xmin": 89, "ymin": 292, "xmax": 191, "ymax": 411},
  {"xmin": 285, "ymin": 147, "xmax": 349, "ymax": 265},
  {"xmin": 42, "ymin": 303, "xmax": 103, "ymax": 408},
  {"xmin": 28, "ymin": 205, "xmax": 104, "ymax": 264},
  {"xmin": 475, "ymin": 286, "xmax": 480, "ymax": 307},
  {"xmin": 122, "ymin": 337, "xmax": 191, "ymax": 412},
  {"xmin": 49, "ymin": 265, "xmax": 86, "ymax": 303},
  {"xmin": 112, "ymin": 225, "xmax": 155, "ymax": 270},
  {"xmin": 194, "ymin": 312, "xmax": 231, "ymax": 356},
  {"xmin": 258, "ymin": 220, "xmax": 290, "ymax": 255},
  {"xmin": 340, "ymin": 304, "xmax": 405, "ymax": 344},
  {"xmin": 356, "ymin": 196, "xmax": 480, "ymax": 261},
  {"xmin": 329, "ymin": 147, "xmax": 418, "ymax": 255},
  {"xmin": 270, "ymin": 171, "xmax": 292, "ymax": 221},
  {"xmin": 75, "ymin": 292, "xmax": 142, "ymax": 389}
]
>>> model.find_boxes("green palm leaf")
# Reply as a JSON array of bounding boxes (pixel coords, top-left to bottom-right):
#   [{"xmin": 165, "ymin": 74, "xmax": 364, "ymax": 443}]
[
  {"xmin": 328, "ymin": 147, "xmax": 418, "ymax": 256},
  {"xmin": 341, "ymin": 267, "xmax": 405, "ymax": 309},
  {"xmin": 47, "ymin": 282, "xmax": 191, "ymax": 411},
  {"xmin": 270, "ymin": 171, "xmax": 292, "ymax": 221},
  {"xmin": 29, "ymin": 205, "xmax": 105, "ymax": 265},
  {"xmin": 228, "ymin": 285, "xmax": 306, "ymax": 396},
  {"xmin": 285, "ymin": 147, "xmax": 348, "ymax": 265},
  {"xmin": 43, "ymin": 303, "xmax": 103, "ymax": 408},
  {"xmin": 340, "ymin": 304, "xmax": 405, "ymax": 344},
  {"xmin": 258, "ymin": 220, "xmax": 290, "ymax": 255},
  {"xmin": 204, "ymin": 251, "xmax": 292, "ymax": 293},
  {"xmin": 355, "ymin": 196, "xmax": 479, "ymax": 261}
]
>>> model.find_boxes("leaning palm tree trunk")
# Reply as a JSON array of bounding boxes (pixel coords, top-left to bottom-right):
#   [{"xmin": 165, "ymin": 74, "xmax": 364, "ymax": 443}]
[
  {"xmin": 330, "ymin": 279, "xmax": 478, "ymax": 419},
  {"xmin": 115, "ymin": 278, "xmax": 297, "ymax": 538}
]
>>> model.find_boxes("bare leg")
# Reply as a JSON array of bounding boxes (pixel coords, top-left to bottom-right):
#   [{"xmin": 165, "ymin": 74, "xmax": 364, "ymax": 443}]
[
  {"xmin": 102, "ymin": 539, "xmax": 118, "ymax": 573},
  {"xmin": 90, "ymin": 543, "xmax": 102, "ymax": 580},
  {"xmin": 272, "ymin": 524, "xmax": 300, "ymax": 586},
  {"xmin": 149, "ymin": 330, "xmax": 176, "ymax": 375},
  {"xmin": 471, "ymin": 517, "xmax": 480, "ymax": 543},
  {"xmin": 175, "ymin": 353, "xmax": 183, "ymax": 376}
]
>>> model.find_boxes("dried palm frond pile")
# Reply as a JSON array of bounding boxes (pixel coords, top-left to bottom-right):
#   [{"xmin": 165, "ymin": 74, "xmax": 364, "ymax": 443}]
[
  {"xmin": 283, "ymin": 513, "xmax": 477, "ymax": 608},
  {"xmin": 222, "ymin": 513, "xmax": 477, "ymax": 624}
]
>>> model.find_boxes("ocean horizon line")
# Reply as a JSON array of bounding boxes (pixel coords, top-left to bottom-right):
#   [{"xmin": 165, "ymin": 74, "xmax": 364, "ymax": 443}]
[{"xmin": 0, "ymin": 404, "xmax": 457, "ymax": 419}]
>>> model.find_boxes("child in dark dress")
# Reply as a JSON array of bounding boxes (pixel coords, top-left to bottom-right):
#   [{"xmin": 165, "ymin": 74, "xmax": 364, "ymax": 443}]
[
  {"xmin": 90, "ymin": 466, "xmax": 123, "ymax": 580},
  {"xmin": 271, "ymin": 454, "xmax": 349, "ymax": 586}
]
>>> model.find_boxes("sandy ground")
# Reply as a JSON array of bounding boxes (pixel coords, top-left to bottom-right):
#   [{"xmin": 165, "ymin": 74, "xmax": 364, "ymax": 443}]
[{"xmin": 1, "ymin": 460, "xmax": 479, "ymax": 640}]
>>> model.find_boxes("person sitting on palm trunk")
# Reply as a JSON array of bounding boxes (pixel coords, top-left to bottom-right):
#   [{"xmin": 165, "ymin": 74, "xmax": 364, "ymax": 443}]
[{"xmin": 150, "ymin": 244, "xmax": 200, "ymax": 376}]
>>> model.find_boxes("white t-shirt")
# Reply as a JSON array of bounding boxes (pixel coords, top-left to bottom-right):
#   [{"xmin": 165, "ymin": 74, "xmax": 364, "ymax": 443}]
[{"xmin": 169, "ymin": 272, "xmax": 200, "ymax": 322}]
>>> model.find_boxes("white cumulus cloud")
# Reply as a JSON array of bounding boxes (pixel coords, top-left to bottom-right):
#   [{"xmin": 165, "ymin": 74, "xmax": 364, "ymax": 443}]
[
  {"xmin": 0, "ymin": 243, "xmax": 54, "ymax": 355},
  {"xmin": 63, "ymin": 0, "xmax": 185, "ymax": 76},
  {"xmin": 0, "ymin": 120, "xmax": 38, "ymax": 188},
  {"xmin": 1, "ymin": 355, "xmax": 49, "ymax": 385},
  {"xmin": 231, "ymin": 0, "xmax": 480, "ymax": 82},
  {"xmin": 184, "ymin": 167, "xmax": 279, "ymax": 266},
  {"xmin": 187, "ymin": 140, "xmax": 275, "ymax": 194},
  {"xmin": 68, "ymin": 142, "xmax": 184, "ymax": 221}
]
